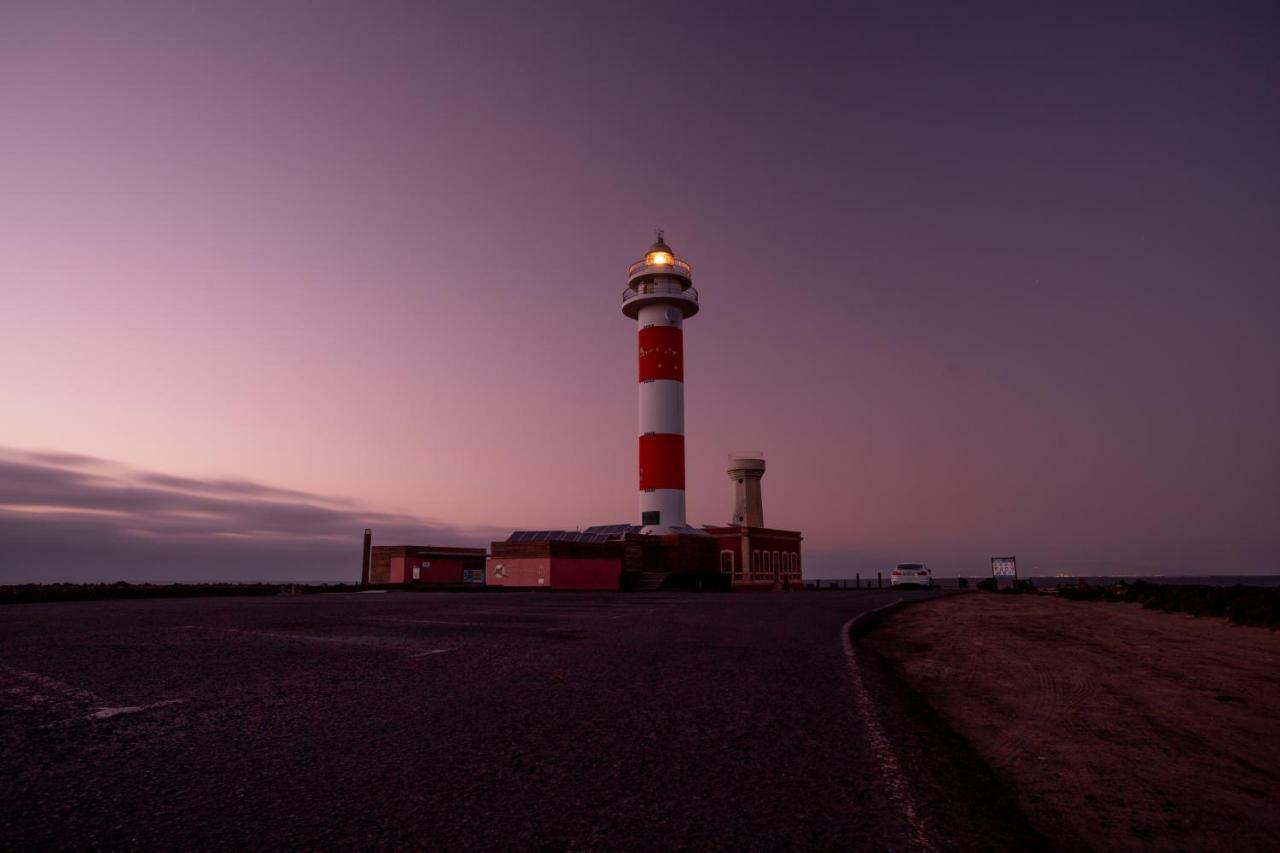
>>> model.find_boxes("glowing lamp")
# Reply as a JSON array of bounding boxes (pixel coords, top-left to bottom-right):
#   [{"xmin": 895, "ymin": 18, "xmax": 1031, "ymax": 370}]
[{"xmin": 646, "ymin": 251, "xmax": 673, "ymax": 266}]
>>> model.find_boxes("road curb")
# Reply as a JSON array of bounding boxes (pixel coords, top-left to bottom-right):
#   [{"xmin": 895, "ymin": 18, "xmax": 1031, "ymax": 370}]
[
  {"xmin": 841, "ymin": 597, "xmax": 936, "ymax": 852},
  {"xmin": 848, "ymin": 592, "xmax": 1053, "ymax": 853},
  {"xmin": 847, "ymin": 590, "xmax": 963, "ymax": 641}
]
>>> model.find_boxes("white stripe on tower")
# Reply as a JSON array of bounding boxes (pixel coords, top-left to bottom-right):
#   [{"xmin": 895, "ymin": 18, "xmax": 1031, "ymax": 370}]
[{"xmin": 638, "ymin": 381, "xmax": 684, "ymax": 434}]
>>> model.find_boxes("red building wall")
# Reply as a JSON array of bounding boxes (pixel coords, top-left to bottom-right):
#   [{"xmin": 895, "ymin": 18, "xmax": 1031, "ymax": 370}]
[
  {"xmin": 706, "ymin": 526, "xmax": 802, "ymax": 589},
  {"xmin": 487, "ymin": 557, "xmax": 549, "ymax": 587},
  {"xmin": 550, "ymin": 558, "xmax": 621, "ymax": 591},
  {"xmin": 418, "ymin": 558, "xmax": 464, "ymax": 584},
  {"xmin": 389, "ymin": 556, "xmax": 467, "ymax": 584}
]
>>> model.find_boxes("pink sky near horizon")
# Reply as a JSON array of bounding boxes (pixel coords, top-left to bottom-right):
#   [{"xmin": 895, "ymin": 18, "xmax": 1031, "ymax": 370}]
[{"xmin": 2, "ymin": 2, "xmax": 1278, "ymax": 577}]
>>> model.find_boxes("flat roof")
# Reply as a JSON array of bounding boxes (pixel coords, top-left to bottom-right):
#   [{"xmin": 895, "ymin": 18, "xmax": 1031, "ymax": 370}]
[{"xmin": 370, "ymin": 545, "xmax": 487, "ymax": 556}]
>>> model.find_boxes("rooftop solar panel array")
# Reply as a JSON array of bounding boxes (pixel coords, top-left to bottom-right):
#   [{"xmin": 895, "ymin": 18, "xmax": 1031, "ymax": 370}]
[
  {"xmin": 505, "ymin": 530, "xmax": 615, "ymax": 544},
  {"xmin": 583, "ymin": 524, "xmax": 641, "ymax": 537}
]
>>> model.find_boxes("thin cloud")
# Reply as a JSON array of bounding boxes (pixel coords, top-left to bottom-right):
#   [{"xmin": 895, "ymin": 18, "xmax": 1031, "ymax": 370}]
[{"xmin": 0, "ymin": 448, "xmax": 507, "ymax": 583}]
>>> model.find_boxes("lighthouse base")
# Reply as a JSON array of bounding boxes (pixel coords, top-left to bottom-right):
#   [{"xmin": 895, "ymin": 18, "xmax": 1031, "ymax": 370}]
[
  {"xmin": 639, "ymin": 524, "xmax": 711, "ymax": 537},
  {"xmin": 618, "ymin": 530, "xmax": 726, "ymax": 590}
]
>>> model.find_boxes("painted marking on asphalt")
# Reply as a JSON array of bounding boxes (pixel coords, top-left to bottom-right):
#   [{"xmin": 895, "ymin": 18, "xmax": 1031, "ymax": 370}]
[
  {"xmin": 1, "ymin": 665, "xmax": 186, "ymax": 723},
  {"xmin": 412, "ymin": 648, "xmax": 454, "ymax": 658},
  {"xmin": 87, "ymin": 698, "xmax": 186, "ymax": 720},
  {"xmin": 841, "ymin": 603, "xmax": 936, "ymax": 853},
  {"xmin": 0, "ymin": 664, "xmax": 104, "ymax": 704}
]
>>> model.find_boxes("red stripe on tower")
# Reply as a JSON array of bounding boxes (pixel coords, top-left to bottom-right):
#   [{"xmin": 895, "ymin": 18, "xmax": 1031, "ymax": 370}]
[
  {"xmin": 638, "ymin": 434, "xmax": 685, "ymax": 490},
  {"xmin": 638, "ymin": 326, "xmax": 683, "ymax": 382}
]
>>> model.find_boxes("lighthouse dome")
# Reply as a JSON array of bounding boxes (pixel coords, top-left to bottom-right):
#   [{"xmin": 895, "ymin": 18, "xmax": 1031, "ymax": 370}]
[{"xmin": 647, "ymin": 234, "xmax": 674, "ymax": 256}]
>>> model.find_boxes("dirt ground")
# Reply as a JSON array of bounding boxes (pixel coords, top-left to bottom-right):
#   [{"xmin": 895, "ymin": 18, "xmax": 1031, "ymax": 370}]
[{"xmin": 865, "ymin": 594, "xmax": 1280, "ymax": 852}]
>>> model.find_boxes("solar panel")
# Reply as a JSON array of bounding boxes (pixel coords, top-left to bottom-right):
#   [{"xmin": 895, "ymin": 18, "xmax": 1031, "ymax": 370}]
[
  {"xmin": 507, "ymin": 530, "xmax": 551, "ymax": 542},
  {"xmin": 509, "ymin": 527, "xmax": 632, "ymax": 543},
  {"xmin": 584, "ymin": 523, "xmax": 638, "ymax": 537}
]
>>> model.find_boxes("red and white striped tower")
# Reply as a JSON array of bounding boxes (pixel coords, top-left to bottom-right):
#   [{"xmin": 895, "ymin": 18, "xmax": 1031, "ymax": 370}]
[{"xmin": 622, "ymin": 232, "xmax": 700, "ymax": 535}]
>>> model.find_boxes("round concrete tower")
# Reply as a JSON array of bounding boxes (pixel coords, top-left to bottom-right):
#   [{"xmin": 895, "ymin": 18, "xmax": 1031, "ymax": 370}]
[
  {"xmin": 728, "ymin": 453, "xmax": 766, "ymax": 527},
  {"xmin": 623, "ymin": 233, "xmax": 699, "ymax": 535}
]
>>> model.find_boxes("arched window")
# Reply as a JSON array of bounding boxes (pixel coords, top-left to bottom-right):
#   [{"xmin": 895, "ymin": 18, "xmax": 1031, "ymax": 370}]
[
  {"xmin": 719, "ymin": 550, "xmax": 734, "ymax": 573},
  {"xmin": 752, "ymin": 550, "xmax": 761, "ymax": 573},
  {"xmin": 773, "ymin": 551, "xmax": 781, "ymax": 576},
  {"xmin": 792, "ymin": 552, "xmax": 800, "ymax": 575}
]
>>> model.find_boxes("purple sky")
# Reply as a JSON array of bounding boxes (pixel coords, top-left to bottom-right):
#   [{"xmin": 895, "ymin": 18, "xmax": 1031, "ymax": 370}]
[{"xmin": 2, "ymin": 1, "xmax": 1277, "ymax": 581}]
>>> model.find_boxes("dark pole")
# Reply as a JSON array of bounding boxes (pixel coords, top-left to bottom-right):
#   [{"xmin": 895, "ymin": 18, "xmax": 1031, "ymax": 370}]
[
  {"xmin": 856, "ymin": 573, "xmax": 860, "ymax": 589},
  {"xmin": 877, "ymin": 571, "xmax": 882, "ymax": 589},
  {"xmin": 361, "ymin": 528, "xmax": 372, "ymax": 585}
]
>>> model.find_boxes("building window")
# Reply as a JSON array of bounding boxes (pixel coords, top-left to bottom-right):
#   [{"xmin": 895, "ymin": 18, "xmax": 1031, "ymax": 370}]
[
  {"xmin": 752, "ymin": 550, "xmax": 761, "ymax": 573},
  {"xmin": 773, "ymin": 551, "xmax": 780, "ymax": 576},
  {"xmin": 719, "ymin": 550, "xmax": 734, "ymax": 573},
  {"xmin": 792, "ymin": 552, "xmax": 800, "ymax": 574}
]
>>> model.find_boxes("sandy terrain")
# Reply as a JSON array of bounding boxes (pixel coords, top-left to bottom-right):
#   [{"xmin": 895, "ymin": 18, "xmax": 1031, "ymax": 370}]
[{"xmin": 865, "ymin": 594, "xmax": 1280, "ymax": 852}]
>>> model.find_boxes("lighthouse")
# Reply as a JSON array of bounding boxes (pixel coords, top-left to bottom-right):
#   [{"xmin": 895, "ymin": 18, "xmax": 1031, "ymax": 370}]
[{"xmin": 623, "ymin": 233, "xmax": 699, "ymax": 535}]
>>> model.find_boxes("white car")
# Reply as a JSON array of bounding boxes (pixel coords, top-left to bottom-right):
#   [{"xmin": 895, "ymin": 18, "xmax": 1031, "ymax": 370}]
[{"xmin": 890, "ymin": 562, "xmax": 932, "ymax": 589}]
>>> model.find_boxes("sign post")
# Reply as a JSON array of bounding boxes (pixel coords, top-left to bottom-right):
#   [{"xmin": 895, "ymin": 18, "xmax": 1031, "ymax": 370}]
[{"xmin": 991, "ymin": 556, "xmax": 1018, "ymax": 590}]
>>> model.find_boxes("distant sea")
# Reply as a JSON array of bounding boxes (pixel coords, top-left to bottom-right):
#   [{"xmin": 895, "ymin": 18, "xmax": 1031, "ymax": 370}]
[
  {"xmin": 1022, "ymin": 575, "xmax": 1280, "ymax": 588},
  {"xmin": 812, "ymin": 575, "xmax": 1280, "ymax": 589}
]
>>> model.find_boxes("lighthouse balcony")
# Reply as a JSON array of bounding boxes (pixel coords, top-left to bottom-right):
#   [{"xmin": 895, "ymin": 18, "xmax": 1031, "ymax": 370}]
[
  {"xmin": 626, "ymin": 257, "xmax": 693, "ymax": 290},
  {"xmin": 621, "ymin": 280, "xmax": 699, "ymax": 319},
  {"xmin": 627, "ymin": 257, "xmax": 692, "ymax": 279}
]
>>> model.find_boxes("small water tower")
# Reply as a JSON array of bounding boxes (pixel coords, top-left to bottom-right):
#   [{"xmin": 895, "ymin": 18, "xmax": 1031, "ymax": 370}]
[{"xmin": 728, "ymin": 453, "xmax": 766, "ymax": 527}]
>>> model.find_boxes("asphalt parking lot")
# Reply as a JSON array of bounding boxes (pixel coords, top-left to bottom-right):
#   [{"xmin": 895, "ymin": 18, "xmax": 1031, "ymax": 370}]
[{"xmin": 0, "ymin": 590, "xmax": 1041, "ymax": 851}]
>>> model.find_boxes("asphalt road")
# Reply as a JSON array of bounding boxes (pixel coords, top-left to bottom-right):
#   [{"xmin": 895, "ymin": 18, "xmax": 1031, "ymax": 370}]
[{"xmin": 0, "ymin": 591, "xmax": 1045, "ymax": 851}]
